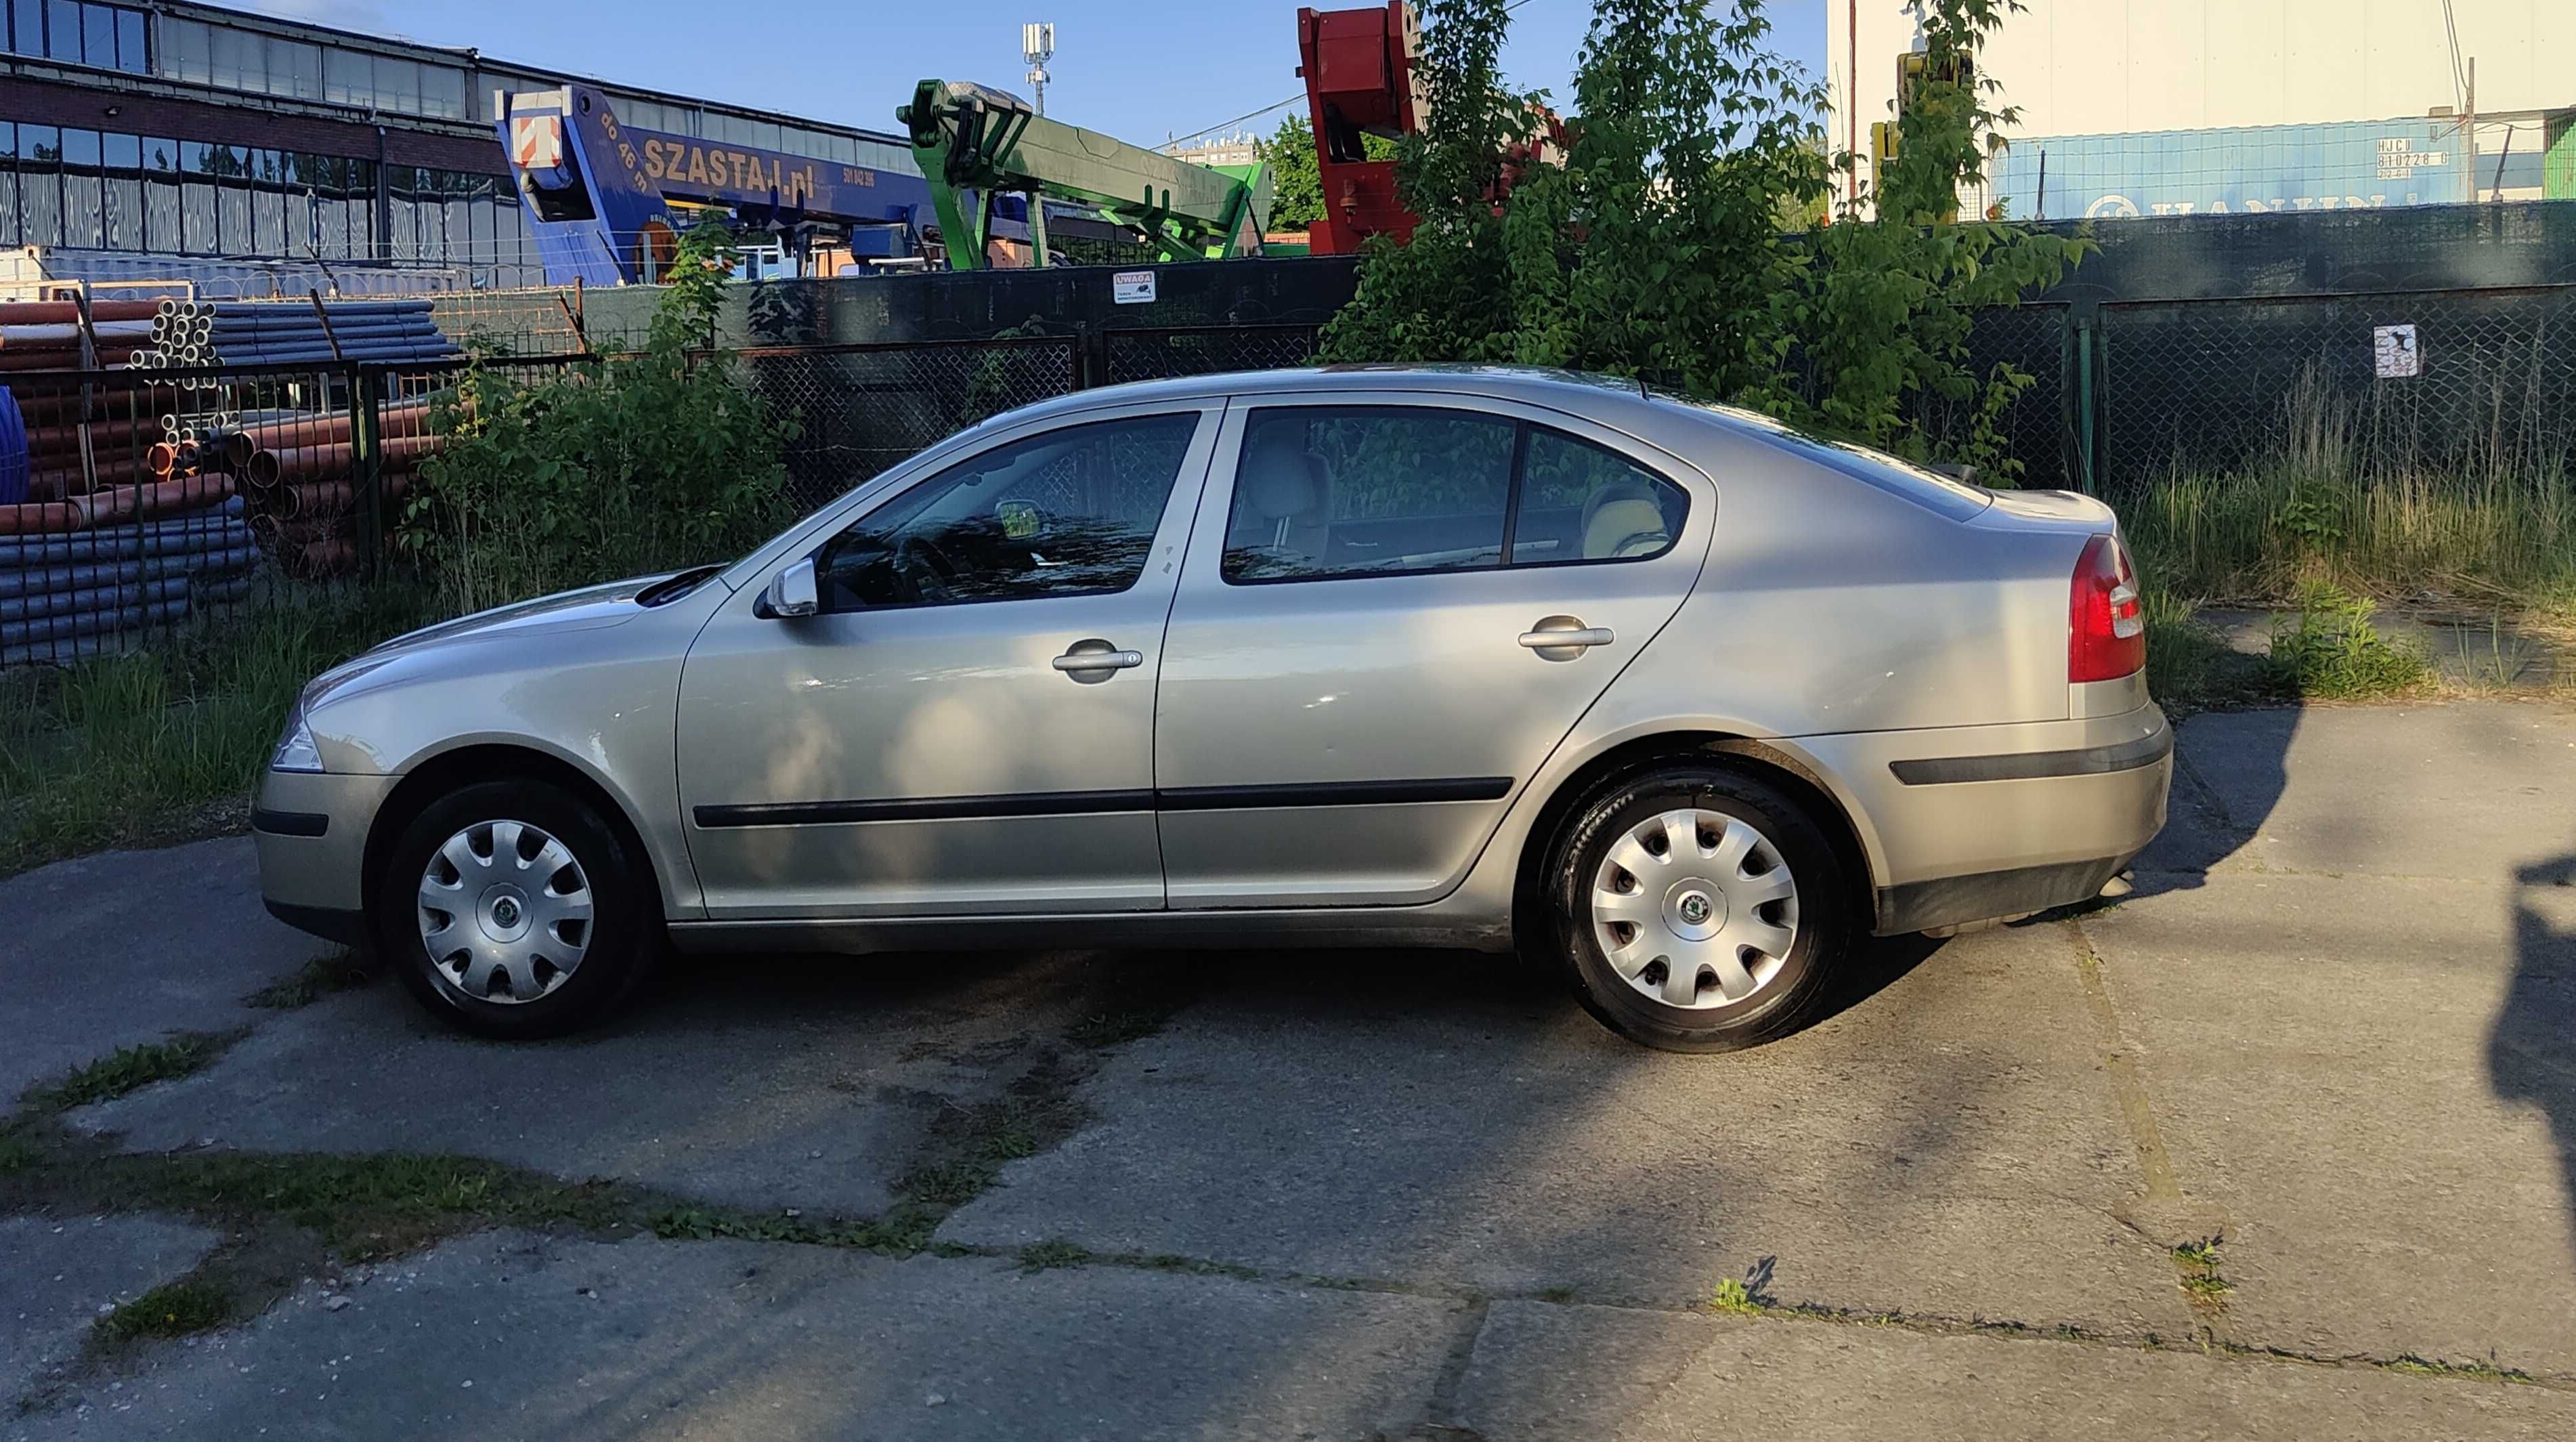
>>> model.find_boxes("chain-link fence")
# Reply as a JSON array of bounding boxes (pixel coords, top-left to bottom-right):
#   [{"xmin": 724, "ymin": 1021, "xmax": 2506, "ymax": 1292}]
[
  {"xmin": 726, "ymin": 338, "xmax": 1083, "ymax": 514},
  {"xmin": 1106, "ymin": 324, "xmax": 1323, "ymax": 385},
  {"xmin": 15, "ymin": 289, "xmax": 2573, "ymax": 673},
  {"xmin": 2093, "ymin": 286, "xmax": 2576, "ymax": 491}
]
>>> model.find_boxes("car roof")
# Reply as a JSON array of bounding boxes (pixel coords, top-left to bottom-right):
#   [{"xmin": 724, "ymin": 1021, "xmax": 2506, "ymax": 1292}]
[{"xmin": 1003, "ymin": 364, "xmax": 1731, "ymax": 444}]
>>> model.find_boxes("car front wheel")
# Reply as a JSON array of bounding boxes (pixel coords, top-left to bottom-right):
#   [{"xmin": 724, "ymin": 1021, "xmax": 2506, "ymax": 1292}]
[
  {"xmin": 1545, "ymin": 763, "xmax": 1852, "ymax": 1053},
  {"xmin": 376, "ymin": 778, "xmax": 658, "ymax": 1039}
]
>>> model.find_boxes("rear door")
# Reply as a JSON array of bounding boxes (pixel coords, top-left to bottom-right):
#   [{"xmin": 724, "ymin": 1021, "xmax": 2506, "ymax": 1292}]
[{"xmin": 1152, "ymin": 392, "xmax": 1714, "ymax": 908}]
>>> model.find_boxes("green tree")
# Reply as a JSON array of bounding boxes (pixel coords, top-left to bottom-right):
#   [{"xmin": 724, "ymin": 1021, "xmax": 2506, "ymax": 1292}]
[{"xmin": 1321, "ymin": 0, "xmax": 2086, "ymax": 482}]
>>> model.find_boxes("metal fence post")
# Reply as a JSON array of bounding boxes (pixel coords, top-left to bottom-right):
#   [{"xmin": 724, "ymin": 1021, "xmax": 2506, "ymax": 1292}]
[
  {"xmin": 351, "ymin": 364, "xmax": 384, "ymax": 582},
  {"xmin": 2064, "ymin": 303, "xmax": 2102, "ymax": 495}
]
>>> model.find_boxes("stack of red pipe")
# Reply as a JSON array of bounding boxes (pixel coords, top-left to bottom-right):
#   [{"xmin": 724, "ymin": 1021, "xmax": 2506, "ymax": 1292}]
[
  {"xmin": 0, "ymin": 300, "xmax": 161, "ymax": 372},
  {"xmin": 227, "ymin": 400, "xmax": 454, "ymax": 576}
]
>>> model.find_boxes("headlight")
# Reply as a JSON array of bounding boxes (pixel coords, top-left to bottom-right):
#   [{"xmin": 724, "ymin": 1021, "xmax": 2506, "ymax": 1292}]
[{"xmin": 270, "ymin": 701, "xmax": 324, "ymax": 773}]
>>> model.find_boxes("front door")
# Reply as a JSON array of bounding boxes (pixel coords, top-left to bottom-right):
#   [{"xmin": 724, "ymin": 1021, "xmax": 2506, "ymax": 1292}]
[
  {"xmin": 1153, "ymin": 394, "xmax": 1713, "ymax": 908},
  {"xmin": 677, "ymin": 404, "xmax": 1220, "ymax": 919}
]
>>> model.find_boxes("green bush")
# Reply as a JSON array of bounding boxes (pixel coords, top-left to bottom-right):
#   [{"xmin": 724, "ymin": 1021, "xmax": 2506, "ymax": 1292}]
[
  {"xmin": 400, "ymin": 219, "xmax": 796, "ymax": 616},
  {"xmin": 2270, "ymin": 580, "xmax": 2434, "ymax": 698}
]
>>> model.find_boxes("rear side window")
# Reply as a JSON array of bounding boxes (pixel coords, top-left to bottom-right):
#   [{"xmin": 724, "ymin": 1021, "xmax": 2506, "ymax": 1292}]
[
  {"xmin": 1509, "ymin": 428, "xmax": 1688, "ymax": 568},
  {"xmin": 1221, "ymin": 407, "xmax": 1687, "ymax": 584}
]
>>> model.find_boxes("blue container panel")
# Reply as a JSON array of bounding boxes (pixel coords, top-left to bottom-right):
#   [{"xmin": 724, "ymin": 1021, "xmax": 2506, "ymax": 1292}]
[{"xmin": 1990, "ymin": 116, "xmax": 2476, "ymax": 221}]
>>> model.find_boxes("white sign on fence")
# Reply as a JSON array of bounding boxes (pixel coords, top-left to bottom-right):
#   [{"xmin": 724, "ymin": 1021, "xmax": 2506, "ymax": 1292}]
[
  {"xmin": 2373, "ymin": 323, "xmax": 2420, "ymax": 379},
  {"xmin": 1112, "ymin": 270, "xmax": 1158, "ymax": 305}
]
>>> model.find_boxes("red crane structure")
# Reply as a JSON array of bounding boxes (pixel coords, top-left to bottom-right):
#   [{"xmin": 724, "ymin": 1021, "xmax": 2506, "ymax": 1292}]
[{"xmin": 1293, "ymin": 1, "xmax": 1424, "ymax": 255}]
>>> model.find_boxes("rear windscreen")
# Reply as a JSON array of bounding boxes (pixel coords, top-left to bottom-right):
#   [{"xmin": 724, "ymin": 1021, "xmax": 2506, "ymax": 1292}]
[{"xmin": 1688, "ymin": 401, "xmax": 1995, "ymax": 522}]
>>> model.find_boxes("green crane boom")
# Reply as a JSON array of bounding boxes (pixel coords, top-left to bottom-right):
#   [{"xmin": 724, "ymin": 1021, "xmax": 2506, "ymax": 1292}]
[{"xmin": 897, "ymin": 79, "xmax": 1272, "ymax": 270}]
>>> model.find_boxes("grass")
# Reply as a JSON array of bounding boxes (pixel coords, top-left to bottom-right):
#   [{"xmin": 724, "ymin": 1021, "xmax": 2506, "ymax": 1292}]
[
  {"xmin": 94, "ymin": 1279, "xmax": 233, "ymax": 1344},
  {"xmin": 2171, "ymin": 1237, "xmax": 2235, "ymax": 1309},
  {"xmin": 1709, "ymin": 1277, "xmax": 1767, "ymax": 1316},
  {"xmin": 243, "ymin": 951, "xmax": 375, "ymax": 1010},
  {"xmin": 1016, "ymin": 1239, "xmax": 1094, "ymax": 1272},
  {"xmin": 20, "ymin": 1030, "xmax": 244, "ymax": 1112},
  {"xmin": 0, "ymin": 587, "xmax": 434, "ymax": 878}
]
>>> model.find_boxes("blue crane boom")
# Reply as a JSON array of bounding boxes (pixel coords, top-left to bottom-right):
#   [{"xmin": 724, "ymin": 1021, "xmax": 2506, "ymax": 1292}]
[{"xmin": 497, "ymin": 84, "xmax": 939, "ymax": 285}]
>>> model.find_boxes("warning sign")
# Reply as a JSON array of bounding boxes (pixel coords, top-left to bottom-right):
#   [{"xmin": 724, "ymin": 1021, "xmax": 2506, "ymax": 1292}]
[
  {"xmin": 510, "ymin": 115, "xmax": 565, "ymax": 171},
  {"xmin": 1112, "ymin": 270, "xmax": 1158, "ymax": 305},
  {"xmin": 2373, "ymin": 324, "xmax": 2420, "ymax": 379}
]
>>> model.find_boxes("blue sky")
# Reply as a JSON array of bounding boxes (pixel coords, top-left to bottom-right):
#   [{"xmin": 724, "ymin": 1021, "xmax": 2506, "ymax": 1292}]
[{"xmin": 238, "ymin": 1, "xmax": 1827, "ymax": 149}]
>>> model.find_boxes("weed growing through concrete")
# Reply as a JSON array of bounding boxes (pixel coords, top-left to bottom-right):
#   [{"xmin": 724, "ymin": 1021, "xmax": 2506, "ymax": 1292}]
[
  {"xmin": 1539, "ymin": 1286, "xmax": 1576, "ymax": 1304},
  {"xmin": 2269, "ymin": 581, "xmax": 2435, "ymax": 699},
  {"xmin": 2382, "ymin": 1355, "xmax": 2533, "ymax": 1385},
  {"xmin": 1709, "ymin": 1277, "xmax": 1766, "ymax": 1316},
  {"xmin": 20, "ymin": 1030, "xmax": 244, "ymax": 1111},
  {"xmin": 1017, "ymin": 1239, "xmax": 1093, "ymax": 1272},
  {"xmin": 244, "ymin": 952, "xmax": 375, "ymax": 1010},
  {"xmin": 2172, "ymin": 1237, "xmax": 2235, "ymax": 1307},
  {"xmin": 95, "ymin": 1280, "xmax": 232, "ymax": 1344}
]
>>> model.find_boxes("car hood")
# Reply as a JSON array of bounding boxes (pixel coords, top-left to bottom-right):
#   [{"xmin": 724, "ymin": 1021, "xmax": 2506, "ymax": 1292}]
[{"xmin": 366, "ymin": 572, "xmax": 679, "ymax": 658}]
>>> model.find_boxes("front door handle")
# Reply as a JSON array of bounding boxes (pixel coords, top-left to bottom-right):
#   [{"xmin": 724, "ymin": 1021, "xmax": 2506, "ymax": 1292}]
[
  {"xmin": 1052, "ymin": 645, "xmax": 1144, "ymax": 673},
  {"xmin": 1518, "ymin": 622, "xmax": 1615, "ymax": 651}
]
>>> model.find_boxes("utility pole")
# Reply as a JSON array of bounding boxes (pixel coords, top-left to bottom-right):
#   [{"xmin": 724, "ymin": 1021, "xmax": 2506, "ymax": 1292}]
[{"xmin": 1023, "ymin": 22, "xmax": 1055, "ymax": 267}]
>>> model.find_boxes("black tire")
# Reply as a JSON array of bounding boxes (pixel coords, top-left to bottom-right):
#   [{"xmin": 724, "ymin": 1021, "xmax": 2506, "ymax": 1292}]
[
  {"xmin": 374, "ymin": 778, "xmax": 660, "ymax": 1040},
  {"xmin": 1543, "ymin": 763, "xmax": 1853, "ymax": 1053}
]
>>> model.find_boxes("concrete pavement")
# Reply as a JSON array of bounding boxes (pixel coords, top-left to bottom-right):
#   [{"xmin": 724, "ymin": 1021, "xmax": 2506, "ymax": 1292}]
[{"xmin": 4, "ymin": 698, "xmax": 2573, "ymax": 1437}]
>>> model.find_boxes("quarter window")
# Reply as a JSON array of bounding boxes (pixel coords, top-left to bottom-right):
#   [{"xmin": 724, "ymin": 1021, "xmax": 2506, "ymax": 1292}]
[
  {"xmin": 1509, "ymin": 427, "xmax": 1687, "ymax": 567},
  {"xmin": 1220, "ymin": 407, "xmax": 1687, "ymax": 584},
  {"xmin": 815, "ymin": 414, "xmax": 1199, "ymax": 612}
]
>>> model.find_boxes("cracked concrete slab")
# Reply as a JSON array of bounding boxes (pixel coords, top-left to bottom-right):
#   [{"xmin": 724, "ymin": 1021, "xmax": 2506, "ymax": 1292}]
[
  {"xmin": 2, "ymin": 1214, "xmax": 221, "ymax": 1405},
  {"xmin": 64, "ymin": 949, "xmax": 1148, "ymax": 1217},
  {"xmin": 0, "ymin": 839, "xmax": 320, "ymax": 1106},
  {"xmin": 939, "ymin": 927, "xmax": 2185, "ymax": 1336},
  {"xmin": 1454, "ymin": 1300, "xmax": 2576, "ymax": 1440},
  {"xmin": 2082, "ymin": 869, "xmax": 2576, "ymax": 1376},
  {"xmin": 8, "ymin": 1233, "xmax": 1468, "ymax": 1442}
]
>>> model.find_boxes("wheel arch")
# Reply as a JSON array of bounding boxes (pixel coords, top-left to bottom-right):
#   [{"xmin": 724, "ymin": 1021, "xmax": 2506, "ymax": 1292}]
[
  {"xmin": 363, "ymin": 742, "xmax": 671, "ymax": 927},
  {"xmin": 1511, "ymin": 730, "xmax": 1880, "ymax": 947}
]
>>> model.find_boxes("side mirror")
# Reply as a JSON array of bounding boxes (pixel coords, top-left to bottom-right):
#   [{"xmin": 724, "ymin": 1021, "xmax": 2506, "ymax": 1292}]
[{"xmin": 761, "ymin": 557, "xmax": 819, "ymax": 618}]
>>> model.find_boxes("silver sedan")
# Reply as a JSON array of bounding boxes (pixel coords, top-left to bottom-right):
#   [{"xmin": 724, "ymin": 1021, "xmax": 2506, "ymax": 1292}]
[{"xmin": 255, "ymin": 366, "xmax": 2169, "ymax": 1052}]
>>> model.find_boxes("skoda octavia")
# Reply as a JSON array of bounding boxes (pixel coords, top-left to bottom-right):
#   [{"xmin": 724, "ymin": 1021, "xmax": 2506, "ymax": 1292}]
[{"xmin": 256, "ymin": 366, "xmax": 2169, "ymax": 1052}]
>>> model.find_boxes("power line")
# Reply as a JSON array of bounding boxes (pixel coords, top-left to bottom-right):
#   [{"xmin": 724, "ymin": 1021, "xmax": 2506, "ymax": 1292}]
[{"xmin": 1159, "ymin": 0, "xmax": 1541, "ymax": 150}]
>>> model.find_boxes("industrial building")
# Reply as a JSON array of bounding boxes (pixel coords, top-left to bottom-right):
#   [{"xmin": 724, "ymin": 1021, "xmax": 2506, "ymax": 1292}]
[
  {"xmin": 1826, "ymin": 0, "xmax": 2575, "ymax": 219},
  {"xmin": 0, "ymin": 0, "xmax": 920, "ymax": 293}
]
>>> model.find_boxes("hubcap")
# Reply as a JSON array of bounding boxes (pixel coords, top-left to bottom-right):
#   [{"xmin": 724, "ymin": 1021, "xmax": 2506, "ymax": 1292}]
[
  {"xmin": 1589, "ymin": 807, "xmax": 1800, "ymax": 1011},
  {"xmin": 416, "ymin": 820, "xmax": 593, "ymax": 1004}
]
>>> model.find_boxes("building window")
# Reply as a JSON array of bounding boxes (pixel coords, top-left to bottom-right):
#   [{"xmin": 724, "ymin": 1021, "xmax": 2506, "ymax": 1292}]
[
  {"xmin": 0, "ymin": 123, "xmax": 18, "ymax": 247},
  {"xmin": 17, "ymin": 123, "xmax": 62, "ymax": 248}
]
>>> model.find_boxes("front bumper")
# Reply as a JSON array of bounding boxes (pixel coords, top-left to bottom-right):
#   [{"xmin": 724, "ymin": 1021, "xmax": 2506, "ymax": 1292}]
[
  {"xmin": 1795, "ymin": 704, "xmax": 2172, "ymax": 935},
  {"xmin": 253, "ymin": 769, "xmax": 399, "ymax": 943}
]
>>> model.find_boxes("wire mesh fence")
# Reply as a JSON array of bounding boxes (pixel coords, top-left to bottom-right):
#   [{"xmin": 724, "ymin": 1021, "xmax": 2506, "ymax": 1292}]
[
  {"xmin": 726, "ymin": 338, "xmax": 1083, "ymax": 515},
  {"xmin": 2093, "ymin": 286, "xmax": 2576, "ymax": 492},
  {"xmin": 10, "ymin": 290, "xmax": 2575, "ymax": 674},
  {"xmin": 1105, "ymin": 324, "xmax": 1323, "ymax": 385}
]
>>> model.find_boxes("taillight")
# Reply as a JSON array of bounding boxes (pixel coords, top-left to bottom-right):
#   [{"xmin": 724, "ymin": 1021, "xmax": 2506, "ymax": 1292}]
[{"xmin": 2069, "ymin": 533, "xmax": 2145, "ymax": 683}]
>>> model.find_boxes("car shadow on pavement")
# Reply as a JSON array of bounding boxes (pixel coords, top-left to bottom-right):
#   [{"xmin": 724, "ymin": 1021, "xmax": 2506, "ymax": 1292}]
[
  {"xmin": 2130, "ymin": 703, "xmax": 2302, "ymax": 898},
  {"xmin": 2493, "ymin": 851, "xmax": 2576, "ymax": 1261}
]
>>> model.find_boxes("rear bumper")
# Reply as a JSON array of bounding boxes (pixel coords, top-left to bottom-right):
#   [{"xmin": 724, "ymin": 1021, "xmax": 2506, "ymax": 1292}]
[
  {"xmin": 1792, "ymin": 704, "xmax": 2171, "ymax": 935},
  {"xmin": 253, "ymin": 769, "xmax": 398, "ymax": 937}
]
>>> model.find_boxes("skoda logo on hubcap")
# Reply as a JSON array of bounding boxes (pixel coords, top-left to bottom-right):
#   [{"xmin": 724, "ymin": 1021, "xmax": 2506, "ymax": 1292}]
[
  {"xmin": 491, "ymin": 897, "xmax": 521, "ymax": 928},
  {"xmin": 1678, "ymin": 893, "xmax": 1713, "ymax": 925}
]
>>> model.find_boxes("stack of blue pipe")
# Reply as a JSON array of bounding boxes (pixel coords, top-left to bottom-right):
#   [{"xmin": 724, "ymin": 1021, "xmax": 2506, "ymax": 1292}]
[
  {"xmin": 0, "ymin": 496, "xmax": 259, "ymax": 666},
  {"xmin": 149, "ymin": 299, "xmax": 463, "ymax": 367}
]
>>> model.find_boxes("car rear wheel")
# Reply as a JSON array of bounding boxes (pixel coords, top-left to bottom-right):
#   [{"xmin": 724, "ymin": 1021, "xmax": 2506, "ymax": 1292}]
[
  {"xmin": 376, "ymin": 778, "xmax": 658, "ymax": 1040},
  {"xmin": 1544, "ymin": 763, "xmax": 1852, "ymax": 1053}
]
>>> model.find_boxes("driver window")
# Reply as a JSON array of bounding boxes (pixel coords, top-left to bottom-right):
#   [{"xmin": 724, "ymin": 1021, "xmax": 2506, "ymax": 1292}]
[{"xmin": 815, "ymin": 412, "xmax": 1201, "ymax": 611}]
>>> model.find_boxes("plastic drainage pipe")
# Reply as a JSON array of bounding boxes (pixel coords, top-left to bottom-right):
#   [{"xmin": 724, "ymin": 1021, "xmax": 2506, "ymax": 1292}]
[
  {"xmin": 0, "ymin": 575, "xmax": 197, "ymax": 622},
  {"xmin": 0, "ymin": 544, "xmax": 259, "ymax": 599},
  {"xmin": 0, "ymin": 524, "xmax": 256, "ymax": 568}
]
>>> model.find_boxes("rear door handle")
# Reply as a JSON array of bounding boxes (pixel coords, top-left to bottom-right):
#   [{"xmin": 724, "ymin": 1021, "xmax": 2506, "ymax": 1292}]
[
  {"xmin": 1053, "ymin": 648, "xmax": 1144, "ymax": 672},
  {"xmin": 1518, "ymin": 626, "xmax": 1615, "ymax": 650}
]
